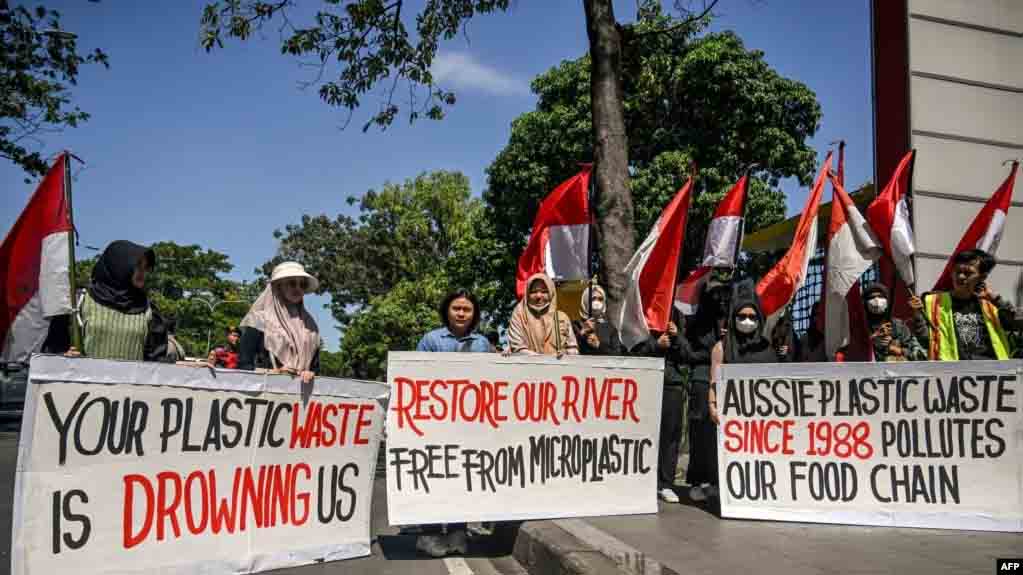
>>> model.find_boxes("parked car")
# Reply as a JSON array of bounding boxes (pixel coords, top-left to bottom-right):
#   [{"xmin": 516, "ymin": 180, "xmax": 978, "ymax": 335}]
[{"xmin": 0, "ymin": 362, "xmax": 28, "ymax": 417}]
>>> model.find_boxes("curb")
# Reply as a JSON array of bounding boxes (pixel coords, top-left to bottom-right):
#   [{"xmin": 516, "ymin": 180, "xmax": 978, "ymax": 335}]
[{"xmin": 512, "ymin": 521, "xmax": 626, "ymax": 575}]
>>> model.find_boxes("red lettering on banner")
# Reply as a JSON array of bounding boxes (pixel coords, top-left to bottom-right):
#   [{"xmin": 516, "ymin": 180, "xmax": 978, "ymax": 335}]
[
  {"xmin": 354, "ymin": 404, "xmax": 375, "ymax": 445},
  {"xmin": 722, "ymin": 419, "xmax": 796, "ymax": 455},
  {"xmin": 123, "ymin": 474, "xmax": 155, "ymax": 549},
  {"xmin": 156, "ymin": 471, "xmax": 183, "ymax": 541},
  {"xmin": 290, "ymin": 401, "xmax": 375, "ymax": 447},
  {"xmin": 391, "ymin": 374, "xmax": 644, "ymax": 431},
  {"xmin": 122, "ymin": 465, "xmax": 313, "ymax": 547}
]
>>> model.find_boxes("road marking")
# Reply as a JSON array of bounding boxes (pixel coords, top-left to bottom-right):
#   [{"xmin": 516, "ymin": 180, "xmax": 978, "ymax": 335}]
[
  {"xmin": 443, "ymin": 557, "xmax": 475, "ymax": 575},
  {"xmin": 553, "ymin": 518, "xmax": 678, "ymax": 575}
]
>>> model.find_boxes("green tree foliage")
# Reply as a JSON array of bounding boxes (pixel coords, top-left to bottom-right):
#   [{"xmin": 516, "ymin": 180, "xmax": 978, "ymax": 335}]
[
  {"xmin": 485, "ymin": 15, "xmax": 820, "ymax": 287},
  {"xmin": 200, "ymin": 0, "xmax": 510, "ymax": 131},
  {"xmin": 1, "ymin": 2, "xmax": 108, "ymax": 180},
  {"xmin": 76, "ymin": 242, "xmax": 260, "ymax": 358},
  {"xmin": 265, "ymin": 171, "xmax": 501, "ymax": 380}
]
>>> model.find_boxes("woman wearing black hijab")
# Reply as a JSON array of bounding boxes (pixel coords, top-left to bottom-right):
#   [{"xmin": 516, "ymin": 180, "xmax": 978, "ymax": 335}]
[
  {"xmin": 699, "ymin": 280, "xmax": 778, "ymax": 500},
  {"xmin": 74, "ymin": 240, "xmax": 168, "ymax": 361},
  {"xmin": 683, "ymin": 278, "xmax": 731, "ymax": 502}
]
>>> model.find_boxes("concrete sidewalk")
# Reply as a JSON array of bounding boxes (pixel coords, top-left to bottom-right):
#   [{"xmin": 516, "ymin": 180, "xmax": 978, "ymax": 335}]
[{"xmin": 514, "ymin": 489, "xmax": 1023, "ymax": 575}]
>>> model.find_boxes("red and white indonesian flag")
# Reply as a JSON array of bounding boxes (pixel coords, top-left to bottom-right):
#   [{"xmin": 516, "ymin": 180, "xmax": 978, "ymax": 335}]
[
  {"xmin": 617, "ymin": 176, "xmax": 695, "ymax": 351},
  {"xmin": 824, "ymin": 172, "xmax": 881, "ymax": 360},
  {"xmin": 866, "ymin": 150, "xmax": 916, "ymax": 286},
  {"xmin": 932, "ymin": 161, "xmax": 1018, "ymax": 292},
  {"xmin": 756, "ymin": 153, "xmax": 832, "ymax": 334},
  {"xmin": 516, "ymin": 165, "xmax": 592, "ymax": 299},
  {"xmin": 674, "ymin": 174, "xmax": 748, "ymax": 314},
  {"xmin": 1, "ymin": 154, "xmax": 73, "ymax": 363}
]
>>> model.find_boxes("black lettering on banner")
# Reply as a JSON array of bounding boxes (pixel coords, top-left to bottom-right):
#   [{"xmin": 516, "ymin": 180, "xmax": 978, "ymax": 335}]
[
  {"xmin": 868, "ymin": 464, "xmax": 960, "ymax": 504},
  {"xmin": 221, "ymin": 398, "xmax": 243, "ymax": 448},
  {"xmin": 242, "ymin": 398, "xmax": 269, "ymax": 447},
  {"xmin": 789, "ymin": 462, "xmax": 857, "ymax": 503},
  {"xmin": 203, "ymin": 399, "xmax": 223, "ymax": 452},
  {"xmin": 160, "ymin": 398, "xmax": 184, "ymax": 453},
  {"xmin": 180, "ymin": 399, "xmax": 202, "ymax": 452},
  {"xmin": 267, "ymin": 402, "xmax": 291, "ymax": 448},
  {"xmin": 725, "ymin": 461, "xmax": 777, "ymax": 501},
  {"xmin": 43, "ymin": 392, "xmax": 88, "ymax": 465},
  {"xmin": 73, "ymin": 396, "xmax": 111, "ymax": 457},
  {"xmin": 985, "ymin": 418, "xmax": 1006, "ymax": 458},
  {"xmin": 996, "ymin": 375, "xmax": 1017, "ymax": 413},
  {"xmin": 337, "ymin": 463, "xmax": 359, "ymax": 521},
  {"xmin": 51, "ymin": 490, "xmax": 91, "ymax": 554},
  {"xmin": 859, "ymin": 378, "xmax": 879, "ymax": 415},
  {"xmin": 317, "ymin": 464, "xmax": 359, "ymax": 524},
  {"xmin": 127, "ymin": 399, "xmax": 148, "ymax": 457}
]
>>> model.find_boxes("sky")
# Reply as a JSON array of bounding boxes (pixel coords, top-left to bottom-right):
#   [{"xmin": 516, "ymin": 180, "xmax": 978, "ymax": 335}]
[{"xmin": 1, "ymin": 0, "xmax": 874, "ymax": 350}]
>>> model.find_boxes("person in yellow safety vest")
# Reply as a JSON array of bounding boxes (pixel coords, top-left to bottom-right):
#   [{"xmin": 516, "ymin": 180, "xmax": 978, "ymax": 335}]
[{"xmin": 909, "ymin": 249, "xmax": 1021, "ymax": 360}]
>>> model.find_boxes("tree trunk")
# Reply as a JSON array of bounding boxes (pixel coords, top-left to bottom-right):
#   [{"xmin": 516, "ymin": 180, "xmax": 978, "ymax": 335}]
[{"xmin": 584, "ymin": 0, "xmax": 635, "ymax": 325}]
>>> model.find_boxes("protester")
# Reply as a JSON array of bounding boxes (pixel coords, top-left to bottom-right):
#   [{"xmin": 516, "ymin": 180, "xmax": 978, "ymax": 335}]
[
  {"xmin": 485, "ymin": 330, "xmax": 503, "ymax": 353},
  {"xmin": 573, "ymin": 283, "xmax": 623, "ymax": 355},
  {"xmin": 164, "ymin": 318, "xmax": 188, "ymax": 362},
  {"xmin": 706, "ymin": 280, "xmax": 778, "ymax": 498},
  {"xmin": 208, "ymin": 326, "xmax": 241, "ymax": 368},
  {"xmin": 684, "ymin": 278, "xmax": 730, "ymax": 502},
  {"xmin": 413, "ymin": 289, "xmax": 489, "ymax": 558},
  {"xmin": 416, "ymin": 289, "xmax": 491, "ymax": 353},
  {"xmin": 508, "ymin": 273, "xmax": 578, "ymax": 356},
  {"xmin": 860, "ymin": 282, "xmax": 925, "ymax": 361},
  {"xmin": 631, "ymin": 305, "xmax": 688, "ymax": 503},
  {"xmin": 796, "ymin": 302, "xmax": 826, "ymax": 362},
  {"xmin": 71, "ymin": 240, "xmax": 169, "ymax": 361},
  {"xmin": 237, "ymin": 262, "xmax": 320, "ymax": 382},
  {"xmin": 911, "ymin": 249, "xmax": 1021, "ymax": 360}
]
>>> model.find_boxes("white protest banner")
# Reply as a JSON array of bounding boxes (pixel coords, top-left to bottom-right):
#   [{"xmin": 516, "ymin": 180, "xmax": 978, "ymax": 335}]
[
  {"xmin": 385, "ymin": 352, "xmax": 665, "ymax": 525},
  {"xmin": 12, "ymin": 355, "xmax": 388, "ymax": 575},
  {"xmin": 717, "ymin": 360, "xmax": 1022, "ymax": 531}
]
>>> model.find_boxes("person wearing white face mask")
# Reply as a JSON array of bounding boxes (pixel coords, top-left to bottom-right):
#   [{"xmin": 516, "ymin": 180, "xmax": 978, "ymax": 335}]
[
  {"xmin": 860, "ymin": 282, "xmax": 925, "ymax": 362},
  {"xmin": 703, "ymin": 280, "xmax": 780, "ymax": 500},
  {"xmin": 573, "ymin": 283, "xmax": 623, "ymax": 355}
]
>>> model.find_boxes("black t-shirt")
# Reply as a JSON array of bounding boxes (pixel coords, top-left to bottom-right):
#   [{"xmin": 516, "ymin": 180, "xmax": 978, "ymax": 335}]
[{"xmin": 950, "ymin": 297, "xmax": 996, "ymax": 360}]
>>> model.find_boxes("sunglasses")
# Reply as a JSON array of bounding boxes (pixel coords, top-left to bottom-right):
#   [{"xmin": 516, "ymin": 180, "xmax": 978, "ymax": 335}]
[
  {"xmin": 735, "ymin": 313, "xmax": 758, "ymax": 320},
  {"xmin": 281, "ymin": 278, "xmax": 307, "ymax": 290}
]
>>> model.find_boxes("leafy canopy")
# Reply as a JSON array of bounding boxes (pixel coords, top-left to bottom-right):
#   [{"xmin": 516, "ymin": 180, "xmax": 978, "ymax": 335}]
[
  {"xmin": 1, "ymin": 3, "xmax": 108, "ymax": 180},
  {"xmin": 200, "ymin": 0, "xmax": 510, "ymax": 131}
]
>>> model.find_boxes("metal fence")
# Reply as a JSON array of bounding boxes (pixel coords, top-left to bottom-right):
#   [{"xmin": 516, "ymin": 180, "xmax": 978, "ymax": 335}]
[{"xmin": 789, "ymin": 248, "xmax": 880, "ymax": 335}]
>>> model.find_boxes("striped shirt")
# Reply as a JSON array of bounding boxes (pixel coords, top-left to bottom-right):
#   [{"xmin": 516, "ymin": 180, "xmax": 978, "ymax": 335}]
[{"xmin": 80, "ymin": 291, "xmax": 151, "ymax": 361}]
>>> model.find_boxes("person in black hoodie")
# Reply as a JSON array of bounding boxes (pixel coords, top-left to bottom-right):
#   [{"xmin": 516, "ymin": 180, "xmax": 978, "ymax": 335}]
[
  {"xmin": 683, "ymin": 278, "xmax": 731, "ymax": 503},
  {"xmin": 631, "ymin": 305, "xmax": 689, "ymax": 503},
  {"xmin": 706, "ymin": 280, "xmax": 779, "ymax": 498},
  {"xmin": 861, "ymin": 282, "xmax": 926, "ymax": 361}
]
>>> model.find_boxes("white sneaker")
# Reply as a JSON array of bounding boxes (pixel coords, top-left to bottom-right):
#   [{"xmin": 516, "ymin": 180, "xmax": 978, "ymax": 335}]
[
  {"xmin": 706, "ymin": 485, "xmax": 720, "ymax": 499},
  {"xmin": 658, "ymin": 487, "xmax": 680, "ymax": 503},
  {"xmin": 689, "ymin": 485, "xmax": 707, "ymax": 502}
]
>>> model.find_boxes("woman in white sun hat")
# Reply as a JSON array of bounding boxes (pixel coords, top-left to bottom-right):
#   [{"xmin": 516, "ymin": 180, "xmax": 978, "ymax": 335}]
[{"xmin": 238, "ymin": 261, "xmax": 321, "ymax": 383}]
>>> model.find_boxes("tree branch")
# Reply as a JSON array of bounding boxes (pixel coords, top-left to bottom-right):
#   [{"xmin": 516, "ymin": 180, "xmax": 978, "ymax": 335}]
[{"xmin": 630, "ymin": 0, "xmax": 719, "ymax": 39}]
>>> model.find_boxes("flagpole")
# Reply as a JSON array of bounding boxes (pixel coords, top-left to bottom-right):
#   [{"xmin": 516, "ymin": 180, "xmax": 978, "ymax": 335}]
[
  {"xmin": 64, "ymin": 151, "xmax": 81, "ymax": 350},
  {"xmin": 731, "ymin": 165, "xmax": 755, "ymax": 271},
  {"xmin": 670, "ymin": 164, "xmax": 698, "ymax": 309},
  {"xmin": 904, "ymin": 148, "xmax": 918, "ymax": 296}
]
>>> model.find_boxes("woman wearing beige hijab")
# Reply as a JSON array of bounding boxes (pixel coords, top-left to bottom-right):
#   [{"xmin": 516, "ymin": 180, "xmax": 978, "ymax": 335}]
[
  {"xmin": 238, "ymin": 262, "xmax": 321, "ymax": 383},
  {"xmin": 508, "ymin": 273, "xmax": 578, "ymax": 356}
]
